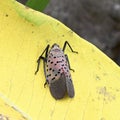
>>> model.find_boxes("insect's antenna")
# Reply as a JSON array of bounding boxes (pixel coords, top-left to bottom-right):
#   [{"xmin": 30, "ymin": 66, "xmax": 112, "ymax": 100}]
[{"xmin": 63, "ymin": 41, "xmax": 78, "ymax": 53}]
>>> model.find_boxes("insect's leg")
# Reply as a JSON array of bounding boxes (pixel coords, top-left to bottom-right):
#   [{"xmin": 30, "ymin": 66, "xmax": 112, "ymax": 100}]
[
  {"xmin": 35, "ymin": 45, "xmax": 50, "ymax": 74},
  {"xmin": 44, "ymin": 78, "xmax": 48, "ymax": 88},
  {"xmin": 35, "ymin": 56, "xmax": 46, "ymax": 75},
  {"xmin": 44, "ymin": 82, "xmax": 47, "ymax": 87},
  {"xmin": 65, "ymin": 54, "xmax": 75, "ymax": 72},
  {"xmin": 63, "ymin": 41, "xmax": 78, "ymax": 53},
  {"xmin": 43, "ymin": 58, "xmax": 49, "ymax": 87}
]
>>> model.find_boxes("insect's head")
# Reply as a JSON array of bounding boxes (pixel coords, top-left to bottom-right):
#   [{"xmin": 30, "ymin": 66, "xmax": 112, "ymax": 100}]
[
  {"xmin": 51, "ymin": 43, "xmax": 59, "ymax": 48},
  {"xmin": 51, "ymin": 43, "xmax": 61, "ymax": 52}
]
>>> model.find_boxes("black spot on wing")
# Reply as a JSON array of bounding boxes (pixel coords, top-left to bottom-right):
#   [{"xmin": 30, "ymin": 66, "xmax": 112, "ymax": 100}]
[
  {"xmin": 47, "ymin": 74, "xmax": 51, "ymax": 77},
  {"xmin": 49, "ymin": 68, "xmax": 52, "ymax": 70},
  {"xmin": 64, "ymin": 67, "xmax": 66, "ymax": 69},
  {"xmin": 52, "ymin": 77, "xmax": 55, "ymax": 80},
  {"xmin": 57, "ymin": 61, "xmax": 62, "ymax": 63},
  {"xmin": 55, "ymin": 74, "xmax": 57, "ymax": 76}
]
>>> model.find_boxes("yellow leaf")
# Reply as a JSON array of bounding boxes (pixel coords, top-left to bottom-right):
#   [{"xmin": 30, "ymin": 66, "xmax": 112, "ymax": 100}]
[
  {"xmin": 0, "ymin": 93, "xmax": 30, "ymax": 120},
  {"xmin": 0, "ymin": 0, "xmax": 120, "ymax": 120}
]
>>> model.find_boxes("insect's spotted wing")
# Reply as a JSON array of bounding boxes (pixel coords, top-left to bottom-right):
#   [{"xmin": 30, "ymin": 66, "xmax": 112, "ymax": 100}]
[
  {"xmin": 49, "ymin": 73, "xmax": 66, "ymax": 99},
  {"xmin": 66, "ymin": 77, "xmax": 75, "ymax": 98}
]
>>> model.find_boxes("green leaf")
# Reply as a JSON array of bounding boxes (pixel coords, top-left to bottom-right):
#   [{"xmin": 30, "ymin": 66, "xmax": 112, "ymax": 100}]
[{"xmin": 26, "ymin": 0, "xmax": 49, "ymax": 11}]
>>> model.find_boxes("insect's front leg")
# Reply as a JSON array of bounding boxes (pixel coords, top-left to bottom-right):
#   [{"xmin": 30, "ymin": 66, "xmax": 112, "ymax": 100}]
[
  {"xmin": 35, "ymin": 56, "xmax": 49, "ymax": 87},
  {"xmin": 35, "ymin": 56, "xmax": 47, "ymax": 74},
  {"xmin": 44, "ymin": 80, "xmax": 48, "ymax": 88},
  {"xmin": 35, "ymin": 45, "xmax": 50, "ymax": 74},
  {"xmin": 63, "ymin": 41, "xmax": 78, "ymax": 54},
  {"xmin": 65, "ymin": 54, "xmax": 75, "ymax": 72}
]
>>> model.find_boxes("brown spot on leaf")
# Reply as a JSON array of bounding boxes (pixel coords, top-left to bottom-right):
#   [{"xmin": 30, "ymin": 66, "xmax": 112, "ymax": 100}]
[{"xmin": 5, "ymin": 14, "xmax": 8, "ymax": 17}]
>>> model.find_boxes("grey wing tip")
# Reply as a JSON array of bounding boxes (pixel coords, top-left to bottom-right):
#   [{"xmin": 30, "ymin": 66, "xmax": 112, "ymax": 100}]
[
  {"xmin": 66, "ymin": 78, "xmax": 75, "ymax": 98},
  {"xmin": 68, "ymin": 90, "xmax": 75, "ymax": 98}
]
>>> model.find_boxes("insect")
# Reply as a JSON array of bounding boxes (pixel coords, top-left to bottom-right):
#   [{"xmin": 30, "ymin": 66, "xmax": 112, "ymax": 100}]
[{"xmin": 35, "ymin": 41, "xmax": 78, "ymax": 99}]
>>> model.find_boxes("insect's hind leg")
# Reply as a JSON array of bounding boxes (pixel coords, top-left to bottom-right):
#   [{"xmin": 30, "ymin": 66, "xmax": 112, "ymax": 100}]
[
  {"xmin": 65, "ymin": 54, "xmax": 75, "ymax": 72},
  {"xmin": 63, "ymin": 41, "xmax": 78, "ymax": 54}
]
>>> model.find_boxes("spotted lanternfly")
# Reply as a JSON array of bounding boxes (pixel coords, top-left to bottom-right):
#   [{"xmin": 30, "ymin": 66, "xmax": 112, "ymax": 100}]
[{"xmin": 35, "ymin": 41, "xmax": 78, "ymax": 99}]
